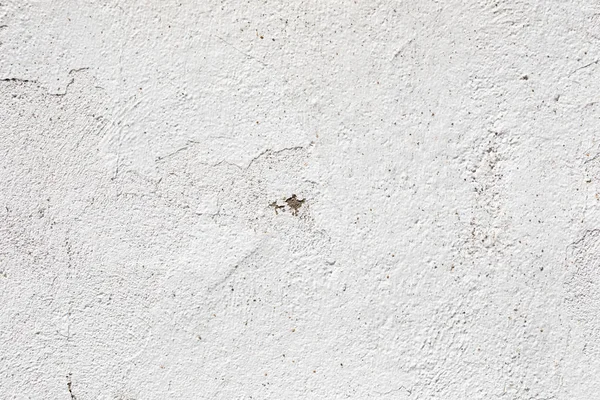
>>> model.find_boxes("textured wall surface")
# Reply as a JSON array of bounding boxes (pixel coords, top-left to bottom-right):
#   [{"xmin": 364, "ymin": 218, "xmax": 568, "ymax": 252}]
[{"xmin": 1, "ymin": 1, "xmax": 600, "ymax": 399}]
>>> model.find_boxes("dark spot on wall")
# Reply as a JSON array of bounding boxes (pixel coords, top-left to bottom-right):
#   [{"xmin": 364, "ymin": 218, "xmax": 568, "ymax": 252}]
[
  {"xmin": 285, "ymin": 194, "xmax": 305, "ymax": 216},
  {"xmin": 269, "ymin": 201, "xmax": 285, "ymax": 214},
  {"xmin": 269, "ymin": 195, "xmax": 306, "ymax": 216}
]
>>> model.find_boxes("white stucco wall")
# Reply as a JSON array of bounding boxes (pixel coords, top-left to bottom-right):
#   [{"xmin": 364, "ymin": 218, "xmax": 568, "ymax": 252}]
[{"xmin": 2, "ymin": 1, "xmax": 600, "ymax": 399}]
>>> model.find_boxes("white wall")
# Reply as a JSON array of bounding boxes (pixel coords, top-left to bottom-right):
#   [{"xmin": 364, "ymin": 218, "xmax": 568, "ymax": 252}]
[{"xmin": 1, "ymin": 1, "xmax": 600, "ymax": 398}]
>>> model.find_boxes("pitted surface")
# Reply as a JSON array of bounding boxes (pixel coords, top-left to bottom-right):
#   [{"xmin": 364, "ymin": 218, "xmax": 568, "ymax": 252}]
[{"xmin": 2, "ymin": 1, "xmax": 600, "ymax": 399}]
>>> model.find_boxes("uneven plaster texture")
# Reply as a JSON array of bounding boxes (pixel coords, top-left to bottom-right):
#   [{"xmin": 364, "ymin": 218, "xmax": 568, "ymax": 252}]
[{"xmin": 1, "ymin": 1, "xmax": 600, "ymax": 399}]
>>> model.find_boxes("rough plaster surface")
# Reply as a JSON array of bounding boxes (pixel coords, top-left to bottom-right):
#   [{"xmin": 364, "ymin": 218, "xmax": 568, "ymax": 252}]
[{"xmin": 1, "ymin": 1, "xmax": 600, "ymax": 399}]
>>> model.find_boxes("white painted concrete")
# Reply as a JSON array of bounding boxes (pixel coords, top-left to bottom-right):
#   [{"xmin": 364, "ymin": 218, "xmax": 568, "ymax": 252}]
[{"xmin": 1, "ymin": 1, "xmax": 600, "ymax": 398}]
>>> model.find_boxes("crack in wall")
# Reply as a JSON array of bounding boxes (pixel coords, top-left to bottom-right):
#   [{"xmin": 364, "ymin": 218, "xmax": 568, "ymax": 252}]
[
  {"xmin": 0, "ymin": 67, "xmax": 89, "ymax": 96},
  {"xmin": 66, "ymin": 373, "xmax": 76, "ymax": 400}
]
